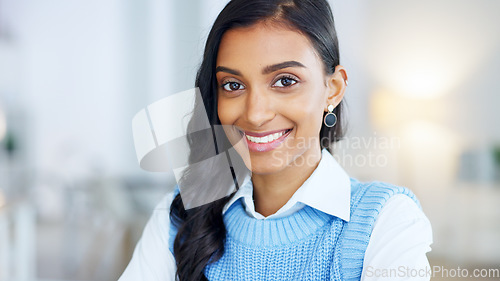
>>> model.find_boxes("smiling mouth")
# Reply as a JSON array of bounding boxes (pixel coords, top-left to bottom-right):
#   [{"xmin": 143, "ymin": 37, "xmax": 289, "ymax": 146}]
[{"xmin": 240, "ymin": 128, "xmax": 292, "ymax": 144}]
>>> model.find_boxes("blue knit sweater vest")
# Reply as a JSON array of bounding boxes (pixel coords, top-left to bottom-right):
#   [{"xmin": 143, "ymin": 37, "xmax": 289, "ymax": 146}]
[
  {"xmin": 169, "ymin": 178, "xmax": 420, "ymax": 281},
  {"xmin": 169, "ymin": 178, "xmax": 421, "ymax": 280}
]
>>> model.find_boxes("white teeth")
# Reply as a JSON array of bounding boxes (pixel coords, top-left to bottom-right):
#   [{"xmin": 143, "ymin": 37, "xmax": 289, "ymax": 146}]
[{"xmin": 245, "ymin": 130, "xmax": 288, "ymax": 144}]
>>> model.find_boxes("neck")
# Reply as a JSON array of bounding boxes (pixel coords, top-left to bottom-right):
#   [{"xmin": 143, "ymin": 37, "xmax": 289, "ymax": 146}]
[{"xmin": 251, "ymin": 146, "xmax": 323, "ymax": 217}]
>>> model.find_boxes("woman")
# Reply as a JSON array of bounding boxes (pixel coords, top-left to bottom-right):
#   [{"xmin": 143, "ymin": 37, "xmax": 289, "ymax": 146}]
[{"xmin": 120, "ymin": 0, "xmax": 433, "ymax": 280}]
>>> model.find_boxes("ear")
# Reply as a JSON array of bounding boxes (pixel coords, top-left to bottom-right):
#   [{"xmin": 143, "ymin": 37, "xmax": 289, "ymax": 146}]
[{"xmin": 324, "ymin": 65, "xmax": 348, "ymax": 112}]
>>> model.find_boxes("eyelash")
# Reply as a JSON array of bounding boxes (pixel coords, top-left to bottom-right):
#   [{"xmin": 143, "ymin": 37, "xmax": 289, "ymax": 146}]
[
  {"xmin": 273, "ymin": 75, "xmax": 299, "ymax": 88},
  {"xmin": 220, "ymin": 75, "xmax": 299, "ymax": 92},
  {"xmin": 221, "ymin": 81, "xmax": 245, "ymax": 92}
]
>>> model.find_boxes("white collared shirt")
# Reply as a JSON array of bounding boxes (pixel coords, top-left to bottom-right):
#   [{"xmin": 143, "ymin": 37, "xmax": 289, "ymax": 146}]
[{"xmin": 119, "ymin": 149, "xmax": 433, "ymax": 281}]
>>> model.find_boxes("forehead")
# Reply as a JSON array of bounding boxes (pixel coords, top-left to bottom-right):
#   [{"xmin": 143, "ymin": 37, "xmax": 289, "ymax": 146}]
[{"xmin": 216, "ymin": 22, "xmax": 321, "ymax": 70}]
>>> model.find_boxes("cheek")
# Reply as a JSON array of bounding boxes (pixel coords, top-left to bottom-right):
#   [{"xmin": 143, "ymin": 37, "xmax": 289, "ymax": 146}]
[
  {"xmin": 217, "ymin": 96, "xmax": 239, "ymax": 124},
  {"xmin": 284, "ymin": 87, "xmax": 325, "ymax": 126}
]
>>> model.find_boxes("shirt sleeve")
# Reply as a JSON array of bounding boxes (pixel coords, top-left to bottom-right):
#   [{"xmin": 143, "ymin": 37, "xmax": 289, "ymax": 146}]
[
  {"xmin": 361, "ymin": 194, "xmax": 433, "ymax": 281},
  {"xmin": 118, "ymin": 191, "xmax": 177, "ymax": 281}
]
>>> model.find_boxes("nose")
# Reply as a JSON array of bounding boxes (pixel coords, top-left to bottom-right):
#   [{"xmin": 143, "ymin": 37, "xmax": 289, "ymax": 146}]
[{"xmin": 244, "ymin": 87, "xmax": 275, "ymax": 127}]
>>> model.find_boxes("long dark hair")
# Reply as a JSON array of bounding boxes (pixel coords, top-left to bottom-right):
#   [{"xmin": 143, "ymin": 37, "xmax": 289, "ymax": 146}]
[{"xmin": 170, "ymin": 0, "xmax": 346, "ymax": 280}]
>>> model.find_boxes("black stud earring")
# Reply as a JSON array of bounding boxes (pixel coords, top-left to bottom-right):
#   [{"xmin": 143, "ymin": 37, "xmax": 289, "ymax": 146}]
[{"xmin": 323, "ymin": 104, "xmax": 337, "ymax": 127}]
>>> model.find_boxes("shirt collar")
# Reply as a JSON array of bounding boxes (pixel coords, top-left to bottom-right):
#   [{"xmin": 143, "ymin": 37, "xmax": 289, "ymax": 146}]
[{"xmin": 222, "ymin": 148, "xmax": 351, "ymax": 222}]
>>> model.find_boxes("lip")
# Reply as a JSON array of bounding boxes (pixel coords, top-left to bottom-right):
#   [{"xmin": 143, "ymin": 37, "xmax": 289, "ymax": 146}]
[
  {"xmin": 242, "ymin": 128, "xmax": 292, "ymax": 137},
  {"xmin": 242, "ymin": 128, "xmax": 293, "ymax": 153}
]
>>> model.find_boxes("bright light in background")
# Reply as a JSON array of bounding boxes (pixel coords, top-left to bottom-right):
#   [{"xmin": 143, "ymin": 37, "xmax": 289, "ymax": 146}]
[
  {"xmin": 400, "ymin": 120, "xmax": 460, "ymax": 150},
  {"xmin": 370, "ymin": 89, "xmax": 452, "ymax": 131},
  {"xmin": 381, "ymin": 58, "xmax": 455, "ymax": 100},
  {"xmin": 399, "ymin": 119, "xmax": 463, "ymax": 205},
  {"xmin": 370, "ymin": 89, "xmax": 463, "ymax": 187},
  {"xmin": 364, "ymin": 1, "xmax": 500, "ymax": 266},
  {"xmin": 364, "ymin": 0, "xmax": 500, "ymax": 100}
]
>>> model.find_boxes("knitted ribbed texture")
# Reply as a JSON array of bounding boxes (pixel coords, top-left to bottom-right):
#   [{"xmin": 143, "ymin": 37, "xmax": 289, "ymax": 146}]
[
  {"xmin": 335, "ymin": 178, "xmax": 421, "ymax": 281},
  {"xmin": 203, "ymin": 178, "xmax": 421, "ymax": 280},
  {"xmin": 170, "ymin": 178, "xmax": 421, "ymax": 280},
  {"xmin": 204, "ymin": 197, "xmax": 343, "ymax": 280}
]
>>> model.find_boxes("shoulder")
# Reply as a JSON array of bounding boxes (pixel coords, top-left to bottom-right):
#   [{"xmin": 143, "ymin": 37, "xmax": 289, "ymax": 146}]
[
  {"xmin": 370, "ymin": 194, "xmax": 432, "ymax": 245},
  {"xmin": 341, "ymin": 179, "xmax": 424, "ymax": 239},
  {"xmin": 350, "ymin": 178, "xmax": 421, "ymax": 212},
  {"xmin": 378, "ymin": 194, "xmax": 426, "ymax": 222},
  {"xmin": 337, "ymin": 179, "xmax": 432, "ymax": 280},
  {"xmin": 346, "ymin": 177, "xmax": 432, "ymax": 233},
  {"xmin": 361, "ymin": 195, "xmax": 433, "ymax": 281},
  {"xmin": 348, "ymin": 178, "xmax": 433, "ymax": 249},
  {"xmin": 369, "ymin": 192, "xmax": 432, "ymax": 248}
]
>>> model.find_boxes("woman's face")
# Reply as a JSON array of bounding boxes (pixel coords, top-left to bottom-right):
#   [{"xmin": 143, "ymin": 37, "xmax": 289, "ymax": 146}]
[{"xmin": 216, "ymin": 21, "xmax": 344, "ymax": 175}]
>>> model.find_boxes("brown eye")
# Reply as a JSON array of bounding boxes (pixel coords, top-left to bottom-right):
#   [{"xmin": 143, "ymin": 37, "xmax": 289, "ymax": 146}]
[
  {"xmin": 273, "ymin": 76, "xmax": 297, "ymax": 88},
  {"xmin": 222, "ymin": 82, "xmax": 245, "ymax": 91}
]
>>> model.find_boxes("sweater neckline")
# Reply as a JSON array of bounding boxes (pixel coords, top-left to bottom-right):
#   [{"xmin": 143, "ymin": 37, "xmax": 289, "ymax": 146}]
[
  {"xmin": 223, "ymin": 198, "xmax": 333, "ymax": 247},
  {"xmin": 222, "ymin": 148, "xmax": 352, "ymax": 222}
]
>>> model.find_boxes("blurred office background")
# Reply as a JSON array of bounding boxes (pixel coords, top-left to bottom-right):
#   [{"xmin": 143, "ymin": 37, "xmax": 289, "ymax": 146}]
[{"xmin": 0, "ymin": 0, "xmax": 499, "ymax": 280}]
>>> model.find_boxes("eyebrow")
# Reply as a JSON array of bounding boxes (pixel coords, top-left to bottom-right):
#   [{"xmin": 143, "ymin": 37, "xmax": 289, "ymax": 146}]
[
  {"xmin": 215, "ymin": 66, "xmax": 241, "ymax": 76},
  {"xmin": 262, "ymin": 61, "xmax": 306, "ymax": 74},
  {"xmin": 215, "ymin": 60, "xmax": 306, "ymax": 76}
]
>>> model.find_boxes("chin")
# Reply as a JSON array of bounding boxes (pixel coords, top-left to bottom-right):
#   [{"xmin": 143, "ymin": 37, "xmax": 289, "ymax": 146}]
[
  {"xmin": 248, "ymin": 165, "xmax": 285, "ymax": 176},
  {"xmin": 243, "ymin": 152, "xmax": 289, "ymax": 175}
]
